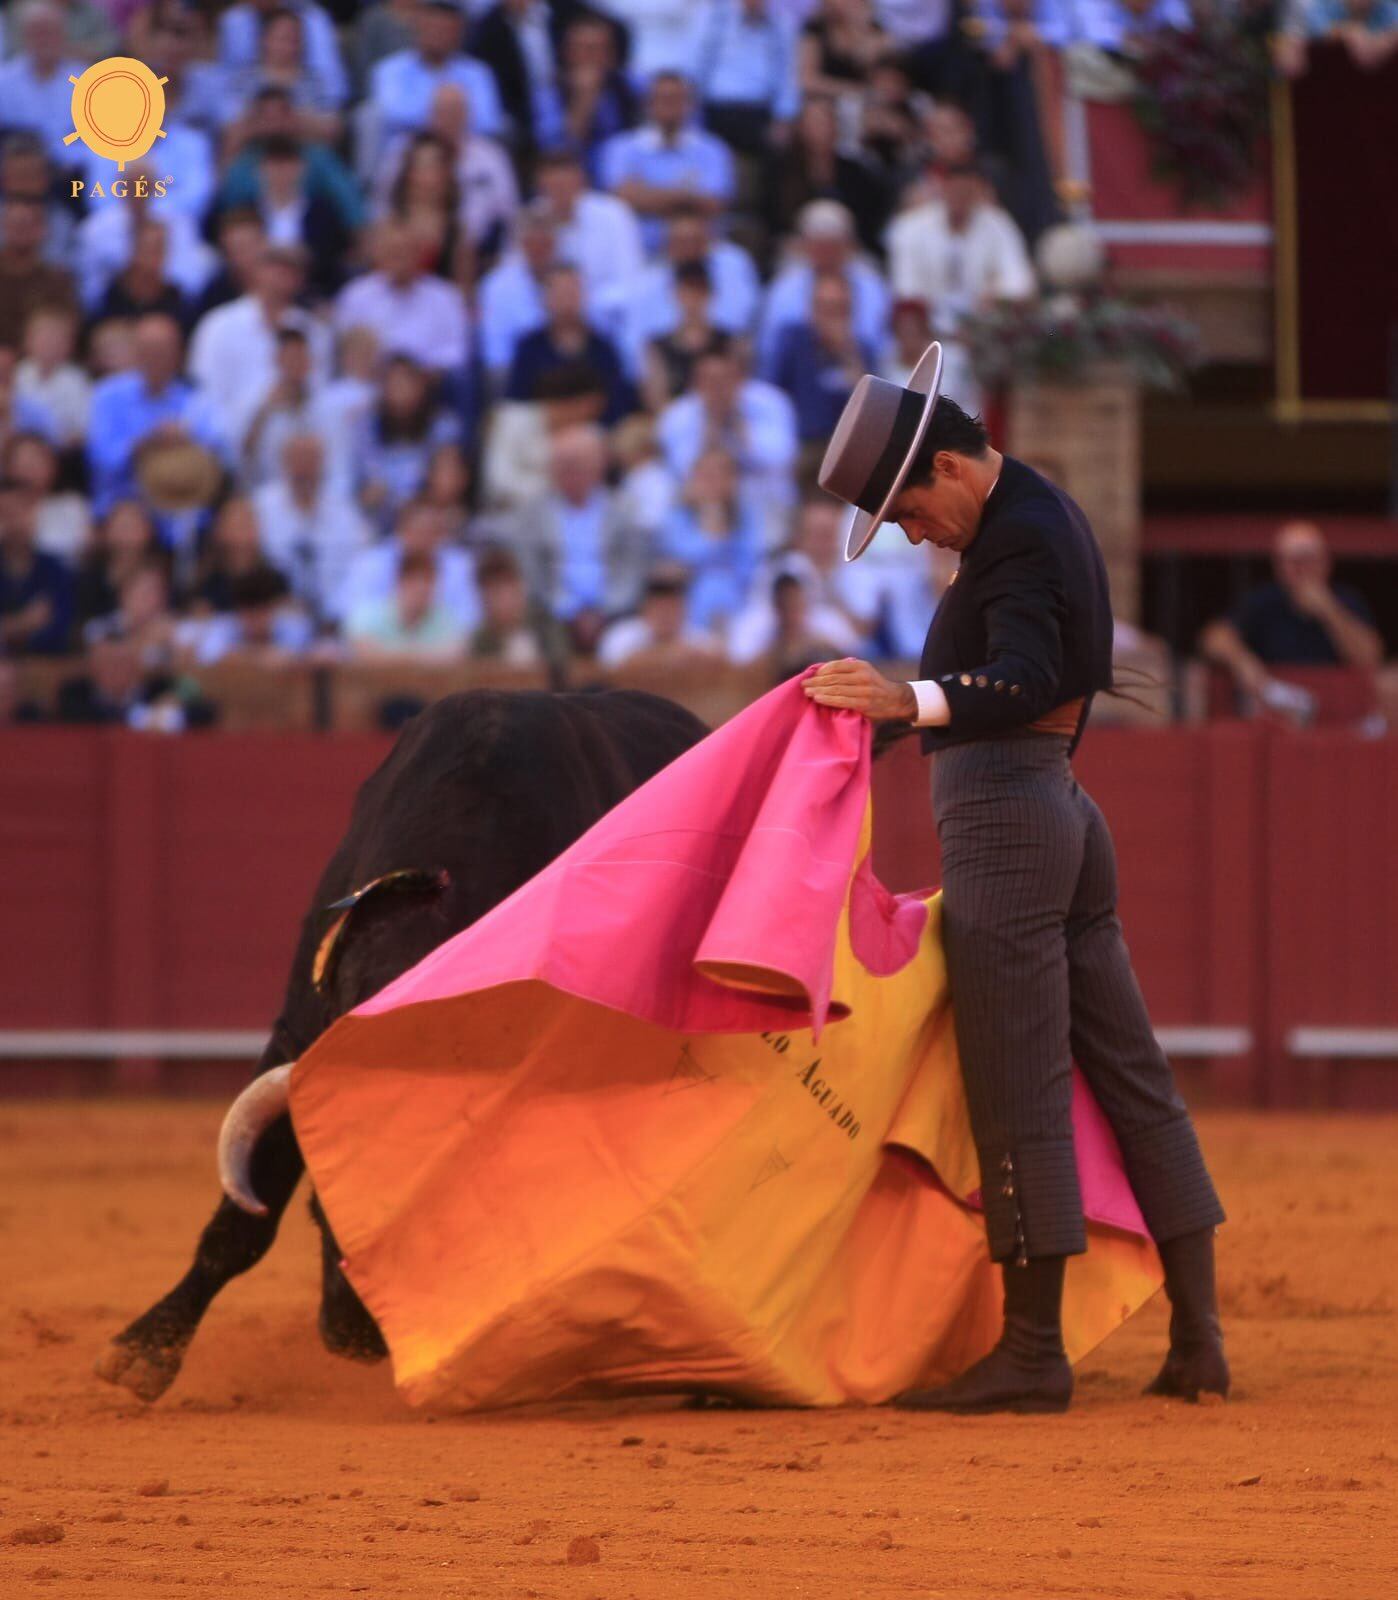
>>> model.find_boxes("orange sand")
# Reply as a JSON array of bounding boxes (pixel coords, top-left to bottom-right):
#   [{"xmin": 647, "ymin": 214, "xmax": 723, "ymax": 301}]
[{"xmin": 2, "ymin": 1102, "xmax": 1396, "ymax": 1599}]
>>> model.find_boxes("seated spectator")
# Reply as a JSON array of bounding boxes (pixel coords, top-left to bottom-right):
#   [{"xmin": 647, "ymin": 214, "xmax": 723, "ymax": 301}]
[
  {"xmin": 253, "ymin": 432, "xmax": 371, "ymax": 624},
  {"xmin": 217, "ymin": 85, "xmax": 364, "ymax": 237},
  {"xmin": 694, "ymin": 0, "xmax": 801, "ymax": 158},
  {"xmin": 760, "ymin": 201, "xmax": 891, "ymax": 371},
  {"xmin": 58, "ymin": 633, "xmax": 213, "ymax": 730},
  {"xmin": 657, "ymin": 446, "xmax": 763, "ymax": 631},
  {"xmin": 316, "ymin": 324, "xmax": 382, "ymax": 462},
  {"xmin": 336, "ymin": 497, "xmax": 481, "ymax": 635},
  {"xmin": 74, "ymin": 500, "xmax": 163, "ymax": 630},
  {"xmin": 75, "ymin": 173, "xmax": 219, "ymax": 313},
  {"xmin": 770, "ymin": 93, "xmax": 892, "ymax": 261},
  {"xmin": 0, "ymin": 473, "xmax": 72, "ymax": 654},
  {"xmin": 142, "ymin": 0, "xmax": 227, "ymax": 138},
  {"xmin": 469, "ymin": 544, "xmax": 568, "ymax": 666},
  {"xmin": 421, "ymin": 438, "xmax": 475, "ymax": 547},
  {"xmin": 469, "ymin": 0, "xmax": 567, "ymax": 165},
  {"xmin": 356, "ymin": 354, "xmax": 461, "ymax": 523},
  {"xmin": 4, "ymin": 429, "xmax": 89, "ymax": 563},
  {"xmin": 95, "ymin": 215, "xmax": 189, "ymax": 331},
  {"xmin": 895, "ymin": 99, "xmax": 979, "ymax": 205},
  {"xmin": 398, "ymin": 83, "xmax": 519, "ymax": 267},
  {"xmin": 189, "ymin": 209, "xmax": 270, "ymax": 323},
  {"xmin": 761, "ymin": 270, "xmax": 875, "ymax": 449},
  {"xmin": 627, "ymin": 202, "xmax": 761, "ymax": 363},
  {"xmin": 240, "ymin": 326, "xmax": 343, "ymax": 491},
  {"xmin": 1301, "ymin": 0, "xmax": 1398, "ymax": 68},
  {"xmin": 83, "ymin": 556, "xmax": 179, "ymax": 672},
  {"xmin": 189, "ymin": 242, "xmax": 330, "ymax": 449},
  {"xmin": 886, "ymin": 158, "xmax": 1036, "ymax": 329},
  {"xmin": 219, "ymin": 6, "xmax": 344, "ymax": 145},
  {"xmin": 611, "ymin": 413, "xmax": 676, "ymax": 541},
  {"xmin": 187, "ymin": 496, "xmax": 288, "ymax": 616},
  {"xmin": 800, "ymin": 0, "xmax": 892, "ymax": 107},
  {"xmin": 334, "ymin": 217, "xmax": 470, "ymax": 374},
  {"xmin": 0, "ymin": 2, "xmax": 84, "ymax": 169},
  {"xmin": 642, "ymin": 260, "xmax": 728, "ymax": 410},
  {"xmin": 597, "ymin": 72, "xmax": 736, "ymax": 255},
  {"xmin": 1200, "ymin": 521, "xmax": 1385, "ymax": 723},
  {"xmin": 15, "ymin": 306, "xmax": 88, "ymax": 451},
  {"xmin": 0, "ymin": 654, "xmax": 45, "ymax": 724},
  {"xmin": 345, "ymin": 546, "xmax": 468, "ymax": 660},
  {"xmin": 87, "ymin": 313, "xmax": 225, "ymax": 514},
  {"xmin": 558, "ymin": 13, "xmax": 637, "ymax": 173},
  {"xmin": 369, "ymin": 0, "xmax": 506, "ymax": 157},
  {"xmin": 0, "ymin": 194, "xmax": 77, "ymax": 350},
  {"xmin": 378, "ymin": 131, "xmax": 467, "ymax": 282},
  {"xmin": 217, "ymin": 0, "xmax": 348, "ymax": 129},
  {"xmin": 597, "ymin": 561, "xmax": 723, "ymax": 667},
  {"xmin": 511, "ymin": 423, "xmax": 649, "ymax": 648},
  {"xmin": 84, "ymin": 318, "xmax": 137, "ymax": 382},
  {"xmin": 352, "ymin": 0, "xmax": 419, "ymax": 92},
  {"xmin": 238, "ymin": 135, "xmax": 357, "ymax": 299},
  {"xmin": 858, "ymin": 51, "xmax": 924, "ymax": 178},
  {"xmin": 475, "ymin": 201, "xmax": 568, "ymax": 380},
  {"xmin": 0, "ymin": 344, "xmax": 59, "ymax": 457},
  {"xmin": 656, "ymin": 341, "xmax": 798, "ymax": 536},
  {"xmin": 506, "ymin": 263, "xmax": 636, "ymax": 425},
  {"xmin": 175, "ymin": 565, "xmax": 314, "ymax": 667},
  {"xmin": 535, "ymin": 145, "xmax": 645, "ymax": 341},
  {"xmin": 728, "ymin": 564, "xmax": 862, "ymax": 673}
]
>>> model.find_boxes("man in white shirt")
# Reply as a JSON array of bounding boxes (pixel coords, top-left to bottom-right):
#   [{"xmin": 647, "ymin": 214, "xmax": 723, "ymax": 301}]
[
  {"xmin": 628, "ymin": 203, "xmax": 761, "ymax": 369},
  {"xmin": 0, "ymin": 2, "xmax": 83, "ymax": 168},
  {"xmin": 188, "ymin": 243, "xmax": 332, "ymax": 448},
  {"xmin": 253, "ymin": 432, "xmax": 371, "ymax": 624},
  {"xmin": 335, "ymin": 497, "xmax": 482, "ymax": 634},
  {"xmin": 534, "ymin": 146, "xmax": 644, "ymax": 347},
  {"xmin": 334, "ymin": 217, "xmax": 471, "ymax": 374},
  {"xmin": 886, "ymin": 161, "xmax": 1037, "ymax": 329},
  {"xmin": 369, "ymin": 0, "xmax": 507, "ymax": 159},
  {"xmin": 758, "ymin": 200, "xmax": 891, "ymax": 371}
]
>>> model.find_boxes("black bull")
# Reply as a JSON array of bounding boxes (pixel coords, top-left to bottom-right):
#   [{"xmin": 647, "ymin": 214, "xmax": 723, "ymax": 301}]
[{"xmin": 96, "ymin": 688, "xmax": 707, "ymax": 1402}]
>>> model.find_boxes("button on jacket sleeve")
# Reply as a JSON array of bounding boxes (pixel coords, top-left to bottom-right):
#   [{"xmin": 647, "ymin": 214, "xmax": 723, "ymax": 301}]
[{"xmin": 939, "ymin": 522, "xmax": 1066, "ymax": 732}]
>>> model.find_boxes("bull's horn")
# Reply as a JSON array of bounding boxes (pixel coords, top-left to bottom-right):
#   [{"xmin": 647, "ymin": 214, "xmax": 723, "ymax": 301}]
[{"xmin": 217, "ymin": 1063, "xmax": 293, "ymax": 1216}]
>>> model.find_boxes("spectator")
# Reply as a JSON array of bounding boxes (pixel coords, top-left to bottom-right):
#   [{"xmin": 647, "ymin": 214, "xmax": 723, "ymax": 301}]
[
  {"xmin": 239, "ymin": 135, "xmax": 357, "ymax": 298},
  {"xmin": 86, "ymin": 312, "xmax": 224, "ymax": 514},
  {"xmin": 758, "ymin": 199, "xmax": 890, "ymax": 369},
  {"xmin": 1200, "ymin": 521, "xmax": 1384, "ymax": 721},
  {"xmin": 641, "ymin": 260, "xmax": 728, "ymax": 409},
  {"xmin": 611, "ymin": 412, "xmax": 676, "ymax": 541},
  {"xmin": 253, "ymin": 431, "xmax": 370, "ymax": 623},
  {"xmin": 189, "ymin": 243, "xmax": 331, "ymax": 449},
  {"xmin": 594, "ymin": 0, "xmax": 694, "ymax": 83},
  {"xmin": 858, "ymin": 51, "xmax": 924, "ymax": 177},
  {"xmin": 16, "ymin": 313, "xmax": 85, "ymax": 452},
  {"xmin": 345, "ymin": 546, "xmax": 468, "ymax": 659},
  {"xmin": 0, "ymin": 472, "xmax": 72, "ymax": 653},
  {"xmin": 800, "ymin": 0, "xmax": 892, "ymax": 107},
  {"xmin": 421, "ymin": 438, "xmax": 474, "ymax": 546},
  {"xmin": 73, "ymin": 499, "xmax": 162, "ymax": 629},
  {"xmin": 142, "ymin": 0, "xmax": 226, "ymax": 138},
  {"xmin": 506, "ymin": 263, "xmax": 636, "ymax": 425},
  {"xmin": 469, "ymin": 543, "xmax": 568, "ymax": 666},
  {"xmin": 83, "ymin": 555, "xmax": 178, "ymax": 671},
  {"xmin": 4, "ymin": 428, "xmax": 88, "ymax": 562},
  {"xmin": 728, "ymin": 564, "xmax": 862, "ymax": 672},
  {"xmin": 75, "ymin": 168, "xmax": 219, "ymax": 313},
  {"xmin": 656, "ymin": 341, "xmax": 798, "ymax": 533},
  {"xmin": 598, "ymin": 72, "xmax": 736, "ymax": 254},
  {"xmin": 175, "ymin": 564, "xmax": 314, "ymax": 666},
  {"xmin": 770, "ymin": 93, "xmax": 892, "ymax": 261},
  {"xmin": 217, "ymin": 85, "xmax": 364, "ymax": 236},
  {"xmin": 334, "ymin": 217, "xmax": 470, "ymax": 374},
  {"xmin": 781, "ymin": 491, "xmax": 880, "ymax": 641},
  {"xmin": 84, "ymin": 318, "xmax": 136, "ymax": 382},
  {"xmin": 762, "ymin": 270, "xmax": 875, "ymax": 449},
  {"xmin": 628, "ymin": 202, "xmax": 761, "ymax": 362},
  {"xmin": 596, "ymin": 561, "xmax": 722, "ymax": 666},
  {"xmin": 317, "ymin": 324, "xmax": 382, "ymax": 460},
  {"xmin": 886, "ymin": 158, "xmax": 1036, "ymax": 329},
  {"xmin": 395, "ymin": 83, "xmax": 520, "ymax": 265},
  {"xmin": 240, "ymin": 326, "xmax": 343, "ymax": 490},
  {"xmin": 217, "ymin": 0, "xmax": 348, "ymax": 117},
  {"xmin": 0, "ymin": 194, "xmax": 77, "ymax": 350},
  {"xmin": 336, "ymin": 497, "xmax": 482, "ymax": 634},
  {"xmin": 475, "ymin": 201, "xmax": 568, "ymax": 380},
  {"xmin": 95, "ymin": 215, "xmax": 189, "ymax": 331},
  {"xmin": 657, "ymin": 445, "xmax": 763, "ymax": 631},
  {"xmin": 187, "ymin": 496, "xmax": 289, "ymax": 616},
  {"xmin": 512, "ymin": 423, "xmax": 648, "ymax": 643},
  {"xmin": 379, "ymin": 131, "xmax": 466, "ymax": 282},
  {"xmin": 694, "ymin": 0, "xmax": 801, "ymax": 158},
  {"xmin": 469, "ymin": 0, "xmax": 567, "ymax": 163},
  {"xmin": 57, "ymin": 632, "xmax": 210, "ymax": 730},
  {"xmin": 219, "ymin": 3, "xmax": 345, "ymax": 145},
  {"xmin": 534, "ymin": 144, "xmax": 645, "ymax": 338},
  {"xmin": 0, "ymin": 2, "xmax": 84, "ymax": 169},
  {"xmin": 190, "ymin": 210, "xmax": 270, "ymax": 323},
  {"xmin": 1300, "ymin": 0, "xmax": 1398, "ymax": 69},
  {"xmin": 357, "ymin": 354, "xmax": 460, "ymax": 521},
  {"xmin": 0, "ymin": 653, "xmax": 45, "ymax": 723},
  {"xmin": 0, "ymin": 343, "xmax": 59, "ymax": 453},
  {"xmin": 558, "ymin": 13, "xmax": 637, "ymax": 171},
  {"xmin": 369, "ymin": 0, "xmax": 506, "ymax": 155}
]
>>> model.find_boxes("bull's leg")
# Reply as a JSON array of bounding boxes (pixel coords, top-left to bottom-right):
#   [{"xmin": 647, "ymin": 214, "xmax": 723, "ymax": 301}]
[
  {"xmin": 95, "ymin": 1113, "xmax": 304, "ymax": 1401},
  {"xmin": 310, "ymin": 1192, "xmax": 388, "ymax": 1363}
]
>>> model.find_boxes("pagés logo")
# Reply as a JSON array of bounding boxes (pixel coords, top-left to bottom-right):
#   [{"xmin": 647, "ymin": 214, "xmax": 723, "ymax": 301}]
[{"xmin": 64, "ymin": 56, "xmax": 169, "ymax": 186}]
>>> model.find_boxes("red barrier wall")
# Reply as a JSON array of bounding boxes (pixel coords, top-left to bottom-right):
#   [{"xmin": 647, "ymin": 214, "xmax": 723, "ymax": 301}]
[{"xmin": 2, "ymin": 726, "xmax": 1395, "ymax": 1103}]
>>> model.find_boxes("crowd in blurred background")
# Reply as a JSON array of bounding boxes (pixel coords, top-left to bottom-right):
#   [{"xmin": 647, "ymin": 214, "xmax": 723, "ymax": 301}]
[{"xmin": 0, "ymin": 0, "xmax": 1393, "ymax": 730}]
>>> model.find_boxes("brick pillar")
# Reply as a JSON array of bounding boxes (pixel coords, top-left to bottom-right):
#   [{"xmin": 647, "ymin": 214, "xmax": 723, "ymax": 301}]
[{"xmin": 1005, "ymin": 367, "xmax": 1143, "ymax": 623}]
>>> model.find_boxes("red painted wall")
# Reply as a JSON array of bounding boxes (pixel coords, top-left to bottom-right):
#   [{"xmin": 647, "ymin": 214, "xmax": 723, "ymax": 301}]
[{"xmin": 2, "ymin": 726, "xmax": 1395, "ymax": 1103}]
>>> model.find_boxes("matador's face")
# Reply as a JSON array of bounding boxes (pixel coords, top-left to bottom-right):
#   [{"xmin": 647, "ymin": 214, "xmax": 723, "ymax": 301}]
[{"xmin": 888, "ymin": 454, "xmax": 982, "ymax": 553}]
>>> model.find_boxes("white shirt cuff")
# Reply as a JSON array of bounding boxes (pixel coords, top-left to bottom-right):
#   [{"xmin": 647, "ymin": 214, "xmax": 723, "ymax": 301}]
[{"xmin": 908, "ymin": 679, "xmax": 951, "ymax": 727}]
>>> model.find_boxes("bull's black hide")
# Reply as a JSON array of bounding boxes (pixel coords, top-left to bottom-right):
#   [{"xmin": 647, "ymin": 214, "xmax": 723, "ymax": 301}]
[{"xmin": 96, "ymin": 688, "xmax": 706, "ymax": 1401}]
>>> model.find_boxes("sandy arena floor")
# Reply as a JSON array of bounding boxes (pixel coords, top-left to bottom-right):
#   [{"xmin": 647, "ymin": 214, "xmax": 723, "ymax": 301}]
[{"xmin": 2, "ymin": 1102, "xmax": 1396, "ymax": 1599}]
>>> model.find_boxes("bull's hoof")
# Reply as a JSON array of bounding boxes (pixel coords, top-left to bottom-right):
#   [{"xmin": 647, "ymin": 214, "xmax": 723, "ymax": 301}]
[
  {"xmin": 318, "ymin": 1306, "xmax": 388, "ymax": 1365},
  {"xmin": 94, "ymin": 1338, "xmax": 185, "ymax": 1402}
]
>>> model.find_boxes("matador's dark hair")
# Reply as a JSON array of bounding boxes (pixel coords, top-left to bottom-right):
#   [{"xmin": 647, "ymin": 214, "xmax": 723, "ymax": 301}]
[{"xmin": 906, "ymin": 397, "xmax": 991, "ymax": 483}]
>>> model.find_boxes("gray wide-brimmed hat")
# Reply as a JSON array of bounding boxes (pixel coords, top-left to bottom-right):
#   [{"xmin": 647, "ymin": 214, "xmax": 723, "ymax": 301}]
[{"xmin": 817, "ymin": 341, "xmax": 943, "ymax": 562}]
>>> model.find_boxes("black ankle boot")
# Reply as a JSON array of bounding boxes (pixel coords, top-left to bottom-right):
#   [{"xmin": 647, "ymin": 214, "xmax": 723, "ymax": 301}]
[
  {"xmin": 1145, "ymin": 1227, "xmax": 1230, "ymax": 1401},
  {"xmin": 895, "ymin": 1256, "xmax": 1073, "ymax": 1415}
]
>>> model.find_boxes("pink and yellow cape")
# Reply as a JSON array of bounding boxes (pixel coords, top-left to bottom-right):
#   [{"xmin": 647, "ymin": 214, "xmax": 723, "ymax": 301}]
[{"xmin": 290, "ymin": 677, "xmax": 1161, "ymax": 1410}]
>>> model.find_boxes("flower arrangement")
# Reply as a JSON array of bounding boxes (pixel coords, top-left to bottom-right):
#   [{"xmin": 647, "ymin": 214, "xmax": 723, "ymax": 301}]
[
  {"xmin": 1130, "ymin": 23, "xmax": 1270, "ymax": 208},
  {"xmin": 958, "ymin": 295, "xmax": 1202, "ymax": 391}
]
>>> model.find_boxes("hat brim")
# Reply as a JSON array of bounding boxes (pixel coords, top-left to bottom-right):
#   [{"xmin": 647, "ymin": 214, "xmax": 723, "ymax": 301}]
[{"xmin": 842, "ymin": 340, "xmax": 943, "ymax": 563}]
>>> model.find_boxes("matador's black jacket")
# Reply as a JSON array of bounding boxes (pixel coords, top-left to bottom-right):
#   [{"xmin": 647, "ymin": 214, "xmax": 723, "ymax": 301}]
[{"xmin": 917, "ymin": 455, "xmax": 1114, "ymax": 756}]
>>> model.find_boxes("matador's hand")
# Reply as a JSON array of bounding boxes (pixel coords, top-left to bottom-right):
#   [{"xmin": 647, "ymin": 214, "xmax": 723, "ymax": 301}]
[{"xmin": 803, "ymin": 658, "xmax": 917, "ymax": 723}]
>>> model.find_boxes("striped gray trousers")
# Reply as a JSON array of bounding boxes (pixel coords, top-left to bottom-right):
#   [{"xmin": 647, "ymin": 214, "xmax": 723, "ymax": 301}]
[{"xmin": 932, "ymin": 731, "xmax": 1226, "ymax": 1262}]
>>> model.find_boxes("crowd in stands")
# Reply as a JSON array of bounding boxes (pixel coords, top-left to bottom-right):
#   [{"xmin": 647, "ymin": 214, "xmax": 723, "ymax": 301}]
[{"xmin": 0, "ymin": 0, "xmax": 1392, "ymax": 731}]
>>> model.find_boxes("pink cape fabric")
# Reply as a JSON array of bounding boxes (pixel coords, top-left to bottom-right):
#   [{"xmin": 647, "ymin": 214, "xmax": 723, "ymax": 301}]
[{"xmin": 346, "ymin": 675, "xmax": 1147, "ymax": 1239}]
